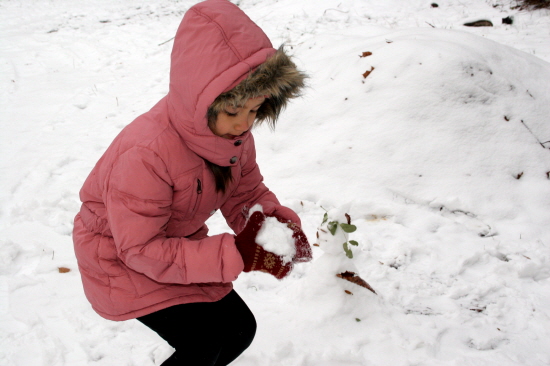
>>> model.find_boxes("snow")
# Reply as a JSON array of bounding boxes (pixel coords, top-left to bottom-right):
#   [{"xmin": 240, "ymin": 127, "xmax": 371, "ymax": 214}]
[
  {"xmin": 255, "ymin": 216, "xmax": 296, "ymax": 263},
  {"xmin": 246, "ymin": 204, "xmax": 297, "ymax": 263},
  {"xmin": 2, "ymin": 0, "xmax": 550, "ymax": 365}
]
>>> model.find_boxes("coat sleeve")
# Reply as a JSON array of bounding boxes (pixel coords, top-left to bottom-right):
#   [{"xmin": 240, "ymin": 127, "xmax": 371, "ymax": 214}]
[
  {"xmin": 105, "ymin": 146, "xmax": 244, "ymax": 285},
  {"xmin": 220, "ymin": 135, "xmax": 280, "ymax": 234}
]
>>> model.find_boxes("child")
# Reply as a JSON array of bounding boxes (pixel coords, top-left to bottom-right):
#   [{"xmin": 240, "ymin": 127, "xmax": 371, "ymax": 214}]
[{"xmin": 72, "ymin": 0, "xmax": 311, "ymax": 364}]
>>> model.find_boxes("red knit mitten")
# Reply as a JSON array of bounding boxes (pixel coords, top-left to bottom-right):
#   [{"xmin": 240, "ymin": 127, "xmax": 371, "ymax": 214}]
[{"xmin": 234, "ymin": 211, "xmax": 293, "ymax": 279}]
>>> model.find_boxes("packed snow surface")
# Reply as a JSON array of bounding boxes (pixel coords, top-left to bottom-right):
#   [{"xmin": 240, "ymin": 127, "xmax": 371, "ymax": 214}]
[
  {"xmin": 247, "ymin": 204, "xmax": 296, "ymax": 263},
  {"xmin": 255, "ymin": 217, "xmax": 296, "ymax": 263},
  {"xmin": 2, "ymin": 0, "xmax": 550, "ymax": 365}
]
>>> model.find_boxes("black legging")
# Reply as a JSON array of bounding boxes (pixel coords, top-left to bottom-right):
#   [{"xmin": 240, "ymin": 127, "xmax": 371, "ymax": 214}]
[{"xmin": 137, "ymin": 290, "xmax": 256, "ymax": 366}]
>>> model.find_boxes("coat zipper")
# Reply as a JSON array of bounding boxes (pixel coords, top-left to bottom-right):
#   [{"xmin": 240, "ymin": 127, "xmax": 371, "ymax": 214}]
[{"xmin": 189, "ymin": 178, "xmax": 202, "ymax": 216}]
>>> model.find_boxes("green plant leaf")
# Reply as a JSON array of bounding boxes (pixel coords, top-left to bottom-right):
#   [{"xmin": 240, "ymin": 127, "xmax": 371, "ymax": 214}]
[
  {"xmin": 322, "ymin": 212, "xmax": 328, "ymax": 225},
  {"xmin": 355, "ymin": 318, "xmax": 361, "ymax": 322},
  {"xmin": 349, "ymin": 240, "xmax": 359, "ymax": 246},
  {"xmin": 340, "ymin": 223, "xmax": 357, "ymax": 233},
  {"xmin": 343, "ymin": 242, "xmax": 353, "ymax": 258},
  {"xmin": 328, "ymin": 221, "xmax": 338, "ymax": 235}
]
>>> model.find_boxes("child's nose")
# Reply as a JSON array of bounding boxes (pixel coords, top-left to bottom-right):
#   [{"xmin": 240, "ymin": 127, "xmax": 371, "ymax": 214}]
[{"xmin": 235, "ymin": 116, "xmax": 251, "ymax": 132}]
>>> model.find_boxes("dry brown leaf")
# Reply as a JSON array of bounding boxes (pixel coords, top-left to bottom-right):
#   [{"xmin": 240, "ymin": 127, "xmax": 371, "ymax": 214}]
[
  {"xmin": 344, "ymin": 290, "xmax": 353, "ymax": 295},
  {"xmin": 360, "ymin": 51, "xmax": 372, "ymax": 58},
  {"xmin": 337, "ymin": 271, "xmax": 377, "ymax": 294},
  {"xmin": 362, "ymin": 66, "xmax": 375, "ymax": 79},
  {"xmin": 58, "ymin": 267, "xmax": 71, "ymax": 273}
]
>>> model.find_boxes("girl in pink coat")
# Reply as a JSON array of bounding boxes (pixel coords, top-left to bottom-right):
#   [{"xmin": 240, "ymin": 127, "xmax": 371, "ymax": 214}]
[{"xmin": 72, "ymin": 0, "xmax": 311, "ymax": 364}]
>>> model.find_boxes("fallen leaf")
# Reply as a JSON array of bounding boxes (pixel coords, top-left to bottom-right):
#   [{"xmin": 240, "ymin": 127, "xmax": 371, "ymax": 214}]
[
  {"xmin": 362, "ymin": 66, "xmax": 375, "ymax": 79},
  {"xmin": 58, "ymin": 267, "xmax": 71, "ymax": 273},
  {"xmin": 360, "ymin": 51, "xmax": 372, "ymax": 58},
  {"xmin": 470, "ymin": 307, "xmax": 485, "ymax": 313},
  {"xmin": 337, "ymin": 271, "xmax": 377, "ymax": 294}
]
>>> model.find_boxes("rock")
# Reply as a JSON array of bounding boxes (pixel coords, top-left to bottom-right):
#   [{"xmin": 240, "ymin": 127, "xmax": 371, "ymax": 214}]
[
  {"xmin": 464, "ymin": 20, "xmax": 493, "ymax": 27},
  {"xmin": 502, "ymin": 16, "xmax": 514, "ymax": 25}
]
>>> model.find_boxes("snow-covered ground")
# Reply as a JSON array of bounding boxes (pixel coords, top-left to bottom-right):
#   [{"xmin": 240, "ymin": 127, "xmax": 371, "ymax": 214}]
[{"xmin": 2, "ymin": 0, "xmax": 550, "ymax": 365}]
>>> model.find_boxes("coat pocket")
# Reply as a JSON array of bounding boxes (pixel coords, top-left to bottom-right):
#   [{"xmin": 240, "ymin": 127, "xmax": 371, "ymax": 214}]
[{"xmin": 171, "ymin": 170, "xmax": 202, "ymax": 220}]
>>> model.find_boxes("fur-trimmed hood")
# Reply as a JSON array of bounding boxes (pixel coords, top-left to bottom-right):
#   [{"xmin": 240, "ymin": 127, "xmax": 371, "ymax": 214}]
[
  {"xmin": 167, "ymin": 0, "xmax": 305, "ymax": 166},
  {"xmin": 209, "ymin": 46, "xmax": 306, "ymax": 128}
]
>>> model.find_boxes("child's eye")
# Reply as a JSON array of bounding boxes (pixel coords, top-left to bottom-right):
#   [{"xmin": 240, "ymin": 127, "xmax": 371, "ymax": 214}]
[
  {"xmin": 224, "ymin": 110, "xmax": 238, "ymax": 117},
  {"xmin": 250, "ymin": 109, "xmax": 259, "ymax": 114}
]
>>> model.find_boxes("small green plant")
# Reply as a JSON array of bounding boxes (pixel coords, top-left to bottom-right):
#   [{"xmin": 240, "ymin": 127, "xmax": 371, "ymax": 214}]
[{"xmin": 321, "ymin": 212, "xmax": 359, "ymax": 258}]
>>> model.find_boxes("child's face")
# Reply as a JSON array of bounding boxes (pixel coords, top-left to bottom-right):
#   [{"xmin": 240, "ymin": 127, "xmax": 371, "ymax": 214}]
[{"xmin": 210, "ymin": 96, "xmax": 265, "ymax": 139}]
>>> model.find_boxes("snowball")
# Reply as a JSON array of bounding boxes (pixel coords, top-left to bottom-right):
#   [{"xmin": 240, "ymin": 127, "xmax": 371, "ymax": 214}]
[{"xmin": 256, "ymin": 217, "xmax": 296, "ymax": 264}]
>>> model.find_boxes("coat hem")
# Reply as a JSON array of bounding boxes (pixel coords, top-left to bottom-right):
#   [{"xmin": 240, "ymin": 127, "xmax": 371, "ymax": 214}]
[{"xmin": 93, "ymin": 284, "xmax": 233, "ymax": 321}]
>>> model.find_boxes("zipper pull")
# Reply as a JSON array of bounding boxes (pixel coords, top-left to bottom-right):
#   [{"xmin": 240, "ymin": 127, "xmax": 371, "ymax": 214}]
[{"xmin": 197, "ymin": 179, "xmax": 202, "ymax": 194}]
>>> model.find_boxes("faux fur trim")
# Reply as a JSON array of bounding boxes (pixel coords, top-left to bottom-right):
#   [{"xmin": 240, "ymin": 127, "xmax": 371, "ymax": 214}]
[{"xmin": 208, "ymin": 46, "xmax": 307, "ymax": 128}]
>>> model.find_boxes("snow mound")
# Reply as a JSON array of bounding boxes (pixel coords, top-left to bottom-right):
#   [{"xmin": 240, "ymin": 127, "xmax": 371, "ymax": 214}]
[
  {"xmin": 249, "ymin": 26, "xmax": 550, "ymax": 365},
  {"xmin": 263, "ymin": 27, "xmax": 550, "ymax": 224}
]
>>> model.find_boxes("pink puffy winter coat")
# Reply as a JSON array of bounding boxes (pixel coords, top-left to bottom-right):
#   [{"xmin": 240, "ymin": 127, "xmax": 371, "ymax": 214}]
[{"xmin": 73, "ymin": 0, "xmax": 283, "ymax": 321}]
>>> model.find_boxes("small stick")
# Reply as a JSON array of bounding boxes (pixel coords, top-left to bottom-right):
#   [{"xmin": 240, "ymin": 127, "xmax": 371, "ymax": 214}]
[{"xmin": 158, "ymin": 37, "xmax": 175, "ymax": 46}]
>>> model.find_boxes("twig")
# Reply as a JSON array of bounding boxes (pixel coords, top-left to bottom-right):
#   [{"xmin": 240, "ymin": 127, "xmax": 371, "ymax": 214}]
[
  {"xmin": 323, "ymin": 8, "xmax": 349, "ymax": 15},
  {"xmin": 520, "ymin": 119, "xmax": 546, "ymax": 149},
  {"xmin": 158, "ymin": 37, "xmax": 175, "ymax": 46}
]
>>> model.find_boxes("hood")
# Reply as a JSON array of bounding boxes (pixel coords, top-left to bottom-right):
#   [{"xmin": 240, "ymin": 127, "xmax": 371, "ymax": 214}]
[{"xmin": 167, "ymin": 0, "xmax": 276, "ymax": 167}]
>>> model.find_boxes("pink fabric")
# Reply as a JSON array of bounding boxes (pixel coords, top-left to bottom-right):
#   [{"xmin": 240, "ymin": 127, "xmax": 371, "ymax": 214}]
[{"xmin": 72, "ymin": 0, "xmax": 280, "ymax": 321}]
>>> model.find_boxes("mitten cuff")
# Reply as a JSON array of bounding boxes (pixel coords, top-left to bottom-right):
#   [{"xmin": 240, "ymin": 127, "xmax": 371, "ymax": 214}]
[{"xmin": 263, "ymin": 203, "xmax": 302, "ymax": 227}]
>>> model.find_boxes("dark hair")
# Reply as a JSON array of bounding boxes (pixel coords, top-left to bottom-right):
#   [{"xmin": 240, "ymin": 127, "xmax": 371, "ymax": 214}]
[
  {"xmin": 205, "ymin": 110, "xmax": 233, "ymax": 194},
  {"xmin": 205, "ymin": 160, "xmax": 232, "ymax": 194}
]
